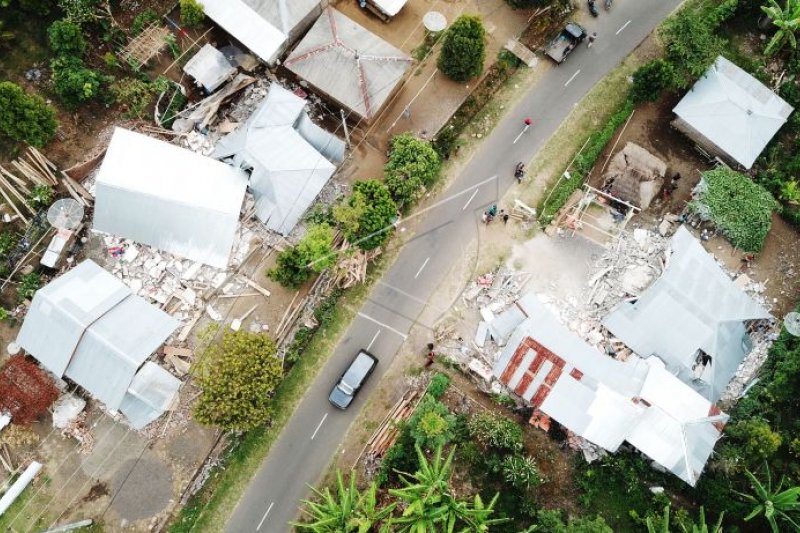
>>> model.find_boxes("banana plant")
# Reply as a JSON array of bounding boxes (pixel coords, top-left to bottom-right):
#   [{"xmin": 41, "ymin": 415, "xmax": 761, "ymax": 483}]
[
  {"xmin": 734, "ymin": 465, "xmax": 800, "ymax": 533},
  {"xmin": 762, "ymin": 0, "xmax": 800, "ymax": 56}
]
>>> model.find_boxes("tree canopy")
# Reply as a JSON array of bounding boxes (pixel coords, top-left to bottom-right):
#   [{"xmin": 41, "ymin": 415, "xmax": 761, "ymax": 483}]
[
  {"xmin": 438, "ymin": 15, "xmax": 486, "ymax": 82},
  {"xmin": 384, "ymin": 133, "xmax": 441, "ymax": 208},
  {"xmin": 333, "ymin": 180, "xmax": 397, "ymax": 251},
  {"xmin": 193, "ymin": 328, "xmax": 283, "ymax": 432},
  {"xmin": 630, "ymin": 59, "xmax": 680, "ymax": 103},
  {"xmin": 267, "ymin": 223, "xmax": 337, "ymax": 288},
  {"xmin": 0, "ymin": 82, "xmax": 58, "ymax": 147}
]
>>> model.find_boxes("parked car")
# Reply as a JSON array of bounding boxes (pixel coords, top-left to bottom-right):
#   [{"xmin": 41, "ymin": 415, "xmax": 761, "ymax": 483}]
[
  {"xmin": 329, "ymin": 350, "xmax": 378, "ymax": 409},
  {"xmin": 544, "ymin": 22, "xmax": 587, "ymax": 64}
]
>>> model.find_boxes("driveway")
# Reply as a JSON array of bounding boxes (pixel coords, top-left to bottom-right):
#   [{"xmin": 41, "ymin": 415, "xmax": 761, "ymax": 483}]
[{"xmin": 226, "ymin": 1, "xmax": 685, "ymax": 531}]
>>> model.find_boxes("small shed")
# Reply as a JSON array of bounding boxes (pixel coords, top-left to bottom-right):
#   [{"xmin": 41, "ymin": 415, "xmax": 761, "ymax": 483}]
[
  {"xmin": 183, "ymin": 44, "xmax": 237, "ymax": 93},
  {"xmin": 362, "ymin": 0, "xmax": 410, "ymax": 22},
  {"xmin": 603, "ymin": 142, "xmax": 667, "ymax": 210},
  {"xmin": 673, "ymin": 56, "xmax": 793, "ymax": 169},
  {"xmin": 285, "ymin": 7, "xmax": 413, "ymax": 123},
  {"xmin": 200, "ymin": 0, "xmax": 321, "ymax": 65},
  {"xmin": 94, "ymin": 128, "xmax": 249, "ymax": 268},
  {"xmin": 16, "ymin": 260, "xmax": 180, "ymax": 429},
  {"xmin": 213, "ymin": 84, "xmax": 345, "ymax": 234}
]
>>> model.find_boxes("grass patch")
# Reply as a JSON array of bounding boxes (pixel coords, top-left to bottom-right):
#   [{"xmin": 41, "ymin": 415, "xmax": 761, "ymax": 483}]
[
  {"xmin": 0, "ymin": 482, "xmax": 56, "ymax": 532},
  {"xmin": 169, "ymin": 261, "xmax": 388, "ymax": 532}
]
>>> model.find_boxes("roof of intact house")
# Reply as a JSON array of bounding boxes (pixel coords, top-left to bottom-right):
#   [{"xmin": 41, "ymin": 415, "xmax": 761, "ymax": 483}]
[
  {"xmin": 199, "ymin": 0, "xmax": 287, "ymax": 64},
  {"xmin": 673, "ymin": 56, "xmax": 793, "ymax": 169},
  {"xmin": 284, "ymin": 7, "xmax": 413, "ymax": 122},
  {"xmin": 213, "ymin": 84, "xmax": 345, "ymax": 235},
  {"xmin": 603, "ymin": 226, "xmax": 771, "ymax": 401},
  {"xmin": 16, "ymin": 260, "xmax": 180, "ymax": 429},
  {"xmin": 93, "ymin": 128, "xmax": 249, "ymax": 268},
  {"xmin": 493, "ymin": 293, "xmax": 726, "ymax": 486}
]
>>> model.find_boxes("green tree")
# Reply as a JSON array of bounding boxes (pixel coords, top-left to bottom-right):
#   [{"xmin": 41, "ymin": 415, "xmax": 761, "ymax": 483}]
[
  {"xmin": 180, "ymin": 0, "xmax": 205, "ymax": 27},
  {"xmin": 659, "ymin": 7, "xmax": 725, "ymax": 84},
  {"xmin": 0, "ymin": 82, "xmax": 57, "ymax": 147},
  {"xmin": 408, "ymin": 396, "xmax": 455, "ymax": 449},
  {"xmin": 193, "ymin": 328, "xmax": 283, "ymax": 431},
  {"xmin": 50, "ymin": 55, "xmax": 102, "ymax": 109},
  {"xmin": 333, "ymin": 180, "xmax": 397, "ymax": 251},
  {"xmin": 726, "ymin": 418, "xmax": 782, "ymax": 465},
  {"xmin": 47, "ymin": 20, "xmax": 86, "ymax": 56},
  {"xmin": 735, "ymin": 466, "xmax": 800, "ymax": 533},
  {"xmin": 293, "ymin": 470, "xmax": 394, "ymax": 532},
  {"xmin": 58, "ymin": 0, "xmax": 100, "ymax": 24},
  {"xmin": 384, "ymin": 133, "xmax": 441, "ymax": 208},
  {"xmin": 502, "ymin": 455, "xmax": 542, "ymax": 490},
  {"xmin": 762, "ymin": 0, "xmax": 800, "ymax": 56},
  {"xmin": 267, "ymin": 223, "xmax": 336, "ymax": 288},
  {"xmin": 631, "ymin": 59, "xmax": 680, "ymax": 103},
  {"xmin": 438, "ymin": 15, "xmax": 486, "ymax": 82}
]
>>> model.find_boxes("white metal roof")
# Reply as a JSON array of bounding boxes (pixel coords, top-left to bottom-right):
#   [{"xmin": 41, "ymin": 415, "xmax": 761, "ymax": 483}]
[
  {"xmin": 213, "ymin": 84, "xmax": 343, "ymax": 234},
  {"xmin": 369, "ymin": 0, "xmax": 409, "ymax": 17},
  {"xmin": 243, "ymin": 0, "xmax": 321, "ymax": 36},
  {"xmin": 200, "ymin": 0, "xmax": 287, "ymax": 64},
  {"xmin": 673, "ymin": 56, "xmax": 793, "ymax": 169},
  {"xmin": 603, "ymin": 226, "xmax": 771, "ymax": 401},
  {"xmin": 94, "ymin": 128, "xmax": 248, "ymax": 268},
  {"xmin": 493, "ymin": 293, "xmax": 726, "ymax": 486},
  {"xmin": 183, "ymin": 43, "xmax": 237, "ymax": 92},
  {"xmin": 284, "ymin": 8, "xmax": 413, "ymax": 122},
  {"xmin": 17, "ymin": 260, "xmax": 178, "ymax": 419},
  {"xmin": 119, "ymin": 362, "xmax": 181, "ymax": 430}
]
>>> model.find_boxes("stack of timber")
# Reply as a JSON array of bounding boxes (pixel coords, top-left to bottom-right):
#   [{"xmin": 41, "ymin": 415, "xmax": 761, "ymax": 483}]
[{"xmin": 365, "ymin": 390, "xmax": 420, "ymax": 458}]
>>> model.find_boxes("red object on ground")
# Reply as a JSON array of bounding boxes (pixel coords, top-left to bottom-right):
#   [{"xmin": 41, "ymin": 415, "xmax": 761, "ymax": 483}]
[
  {"xmin": 524, "ymin": 117, "xmax": 533, "ymax": 126},
  {"xmin": 0, "ymin": 355, "xmax": 59, "ymax": 425}
]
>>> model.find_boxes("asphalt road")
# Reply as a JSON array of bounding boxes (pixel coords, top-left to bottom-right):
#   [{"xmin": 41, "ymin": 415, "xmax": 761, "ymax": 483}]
[{"xmin": 226, "ymin": 1, "xmax": 684, "ymax": 531}]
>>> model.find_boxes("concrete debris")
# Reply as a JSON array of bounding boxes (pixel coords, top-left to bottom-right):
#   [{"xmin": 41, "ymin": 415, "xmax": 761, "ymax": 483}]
[
  {"xmin": 468, "ymin": 358, "xmax": 493, "ymax": 381},
  {"xmin": 565, "ymin": 430, "xmax": 606, "ymax": 463},
  {"xmin": 474, "ymin": 321, "xmax": 489, "ymax": 347},
  {"xmin": 51, "ymin": 393, "xmax": 86, "ymax": 430}
]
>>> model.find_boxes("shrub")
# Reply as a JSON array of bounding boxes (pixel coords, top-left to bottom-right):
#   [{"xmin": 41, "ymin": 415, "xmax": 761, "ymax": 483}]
[
  {"xmin": 267, "ymin": 246, "xmax": 310, "ymax": 289},
  {"xmin": 333, "ymin": 180, "xmax": 397, "ymax": 251},
  {"xmin": 727, "ymin": 418, "xmax": 783, "ymax": 465},
  {"xmin": 132, "ymin": 8, "xmax": 160, "ymax": 35},
  {"xmin": 17, "ymin": 272, "xmax": 41, "ymax": 303},
  {"xmin": 0, "ymin": 232, "xmax": 16, "ymax": 259},
  {"xmin": 427, "ymin": 372, "xmax": 450, "ymax": 399},
  {"xmin": 180, "ymin": 0, "xmax": 205, "ymax": 28},
  {"xmin": 690, "ymin": 168, "xmax": 778, "ymax": 252},
  {"xmin": 267, "ymin": 224, "xmax": 336, "ymax": 289},
  {"xmin": 193, "ymin": 329, "xmax": 283, "ymax": 432},
  {"xmin": 659, "ymin": 7, "xmax": 725, "ymax": 84},
  {"xmin": 630, "ymin": 59, "xmax": 679, "ymax": 103},
  {"xmin": 0, "ymin": 82, "xmax": 58, "ymax": 147},
  {"xmin": 384, "ymin": 133, "xmax": 441, "ymax": 208},
  {"xmin": 50, "ymin": 55, "xmax": 103, "ymax": 108},
  {"xmin": 408, "ymin": 396, "xmax": 456, "ymax": 449},
  {"xmin": 438, "ymin": 15, "xmax": 486, "ymax": 82},
  {"xmin": 110, "ymin": 78, "xmax": 157, "ymax": 119},
  {"xmin": 47, "ymin": 20, "xmax": 86, "ymax": 56},
  {"xmin": 26, "ymin": 184, "xmax": 53, "ymax": 209},
  {"xmin": 502, "ymin": 455, "xmax": 542, "ymax": 490},
  {"xmin": 468, "ymin": 412, "xmax": 523, "ymax": 453},
  {"xmin": 58, "ymin": 0, "xmax": 100, "ymax": 24}
]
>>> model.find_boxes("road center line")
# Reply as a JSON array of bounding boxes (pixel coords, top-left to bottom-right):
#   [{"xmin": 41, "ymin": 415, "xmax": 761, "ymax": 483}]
[
  {"xmin": 414, "ymin": 257, "xmax": 430, "ymax": 279},
  {"xmin": 357, "ymin": 312, "xmax": 409, "ymax": 340},
  {"xmin": 311, "ymin": 413, "xmax": 328, "ymax": 440},
  {"xmin": 616, "ymin": 20, "xmax": 632, "ymax": 35},
  {"xmin": 256, "ymin": 502, "xmax": 275, "ymax": 530},
  {"xmin": 367, "ymin": 329, "xmax": 381, "ymax": 351},
  {"xmin": 565, "ymin": 69, "xmax": 581, "ymax": 87},
  {"xmin": 463, "ymin": 188, "xmax": 479, "ymax": 210}
]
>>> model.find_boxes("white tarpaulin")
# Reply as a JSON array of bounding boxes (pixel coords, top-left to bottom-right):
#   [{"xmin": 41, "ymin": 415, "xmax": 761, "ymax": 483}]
[{"xmin": 94, "ymin": 128, "xmax": 248, "ymax": 268}]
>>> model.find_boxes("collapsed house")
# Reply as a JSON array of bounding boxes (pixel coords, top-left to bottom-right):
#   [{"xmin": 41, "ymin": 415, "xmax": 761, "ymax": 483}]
[
  {"xmin": 199, "ymin": 0, "xmax": 322, "ymax": 65},
  {"xmin": 213, "ymin": 84, "xmax": 345, "ymax": 234},
  {"xmin": 493, "ymin": 293, "xmax": 727, "ymax": 486},
  {"xmin": 603, "ymin": 226, "xmax": 772, "ymax": 401},
  {"xmin": 183, "ymin": 43, "xmax": 237, "ymax": 93},
  {"xmin": 672, "ymin": 55, "xmax": 793, "ymax": 169},
  {"xmin": 284, "ymin": 7, "xmax": 413, "ymax": 123},
  {"xmin": 16, "ymin": 260, "xmax": 181, "ymax": 429},
  {"xmin": 602, "ymin": 142, "xmax": 667, "ymax": 210},
  {"xmin": 93, "ymin": 127, "xmax": 249, "ymax": 269}
]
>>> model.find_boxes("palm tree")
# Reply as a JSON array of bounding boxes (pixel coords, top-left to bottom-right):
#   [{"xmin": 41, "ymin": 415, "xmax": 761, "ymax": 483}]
[
  {"xmin": 292, "ymin": 470, "xmax": 394, "ymax": 532},
  {"xmin": 762, "ymin": 0, "xmax": 800, "ymax": 56},
  {"xmin": 646, "ymin": 505, "xmax": 724, "ymax": 533},
  {"xmin": 734, "ymin": 466, "xmax": 800, "ymax": 533}
]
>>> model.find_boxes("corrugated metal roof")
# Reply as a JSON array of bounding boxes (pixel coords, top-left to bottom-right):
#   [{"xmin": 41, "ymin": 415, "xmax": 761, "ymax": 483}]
[
  {"xmin": 493, "ymin": 293, "xmax": 726, "ymax": 486},
  {"xmin": 243, "ymin": 0, "xmax": 321, "ymax": 36},
  {"xmin": 17, "ymin": 260, "xmax": 178, "ymax": 417},
  {"xmin": 603, "ymin": 226, "xmax": 771, "ymax": 401},
  {"xmin": 94, "ymin": 128, "xmax": 249, "ymax": 268},
  {"xmin": 673, "ymin": 56, "xmax": 793, "ymax": 169},
  {"xmin": 213, "ymin": 84, "xmax": 343, "ymax": 234},
  {"xmin": 200, "ymin": 0, "xmax": 287, "ymax": 64},
  {"xmin": 368, "ymin": 0, "xmax": 410, "ymax": 17},
  {"xmin": 119, "ymin": 362, "xmax": 181, "ymax": 430},
  {"xmin": 285, "ymin": 8, "xmax": 413, "ymax": 122},
  {"xmin": 183, "ymin": 44, "xmax": 237, "ymax": 93}
]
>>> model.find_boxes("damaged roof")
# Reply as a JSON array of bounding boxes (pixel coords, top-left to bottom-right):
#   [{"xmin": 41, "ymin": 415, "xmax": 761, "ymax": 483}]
[
  {"xmin": 493, "ymin": 293, "xmax": 726, "ymax": 486},
  {"xmin": 183, "ymin": 44, "xmax": 237, "ymax": 93},
  {"xmin": 284, "ymin": 7, "xmax": 413, "ymax": 122},
  {"xmin": 603, "ymin": 226, "xmax": 771, "ymax": 401},
  {"xmin": 94, "ymin": 128, "xmax": 249, "ymax": 268},
  {"xmin": 673, "ymin": 56, "xmax": 793, "ymax": 169},
  {"xmin": 213, "ymin": 84, "xmax": 345, "ymax": 235},
  {"xmin": 17, "ymin": 260, "xmax": 179, "ymax": 429}
]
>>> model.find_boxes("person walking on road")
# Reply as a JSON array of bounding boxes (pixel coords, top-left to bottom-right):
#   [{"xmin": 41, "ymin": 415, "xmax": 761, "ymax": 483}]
[
  {"xmin": 503, "ymin": 212, "xmax": 510, "ymax": 225},
  {"xmin": 588, "ymin": 32, "xmax": 597, "ymax": 48}
]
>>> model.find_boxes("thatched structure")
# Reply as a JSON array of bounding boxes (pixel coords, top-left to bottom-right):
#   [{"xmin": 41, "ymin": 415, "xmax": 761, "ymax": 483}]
[{"xmin": 603, "ymin": 142, "xmax": 667, "ymax": 209}]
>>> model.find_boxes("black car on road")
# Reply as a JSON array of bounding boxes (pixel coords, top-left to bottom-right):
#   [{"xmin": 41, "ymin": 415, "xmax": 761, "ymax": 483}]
[{"xmin": 329, "ymin": 350, "xmax": 378, "ymax": 410}]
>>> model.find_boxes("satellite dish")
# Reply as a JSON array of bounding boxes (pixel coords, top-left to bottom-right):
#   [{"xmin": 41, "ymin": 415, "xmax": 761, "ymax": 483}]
[
  {"xmin": 423, "ymin": 11, "xmax": 447, "ymax": 33},
  {"xmin": 47, "ymin": 198, "xmax": 84, "ymax": 230},
  {"xmin": 784, "ymin": 312, "xmax": 800, "ymax": 336}
]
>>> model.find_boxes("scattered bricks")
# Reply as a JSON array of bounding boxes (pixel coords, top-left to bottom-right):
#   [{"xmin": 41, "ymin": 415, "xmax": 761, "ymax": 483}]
[{"xmin": 570, "ymin": 368, "xmax": 584, "ymax": 380}]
